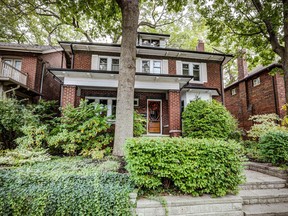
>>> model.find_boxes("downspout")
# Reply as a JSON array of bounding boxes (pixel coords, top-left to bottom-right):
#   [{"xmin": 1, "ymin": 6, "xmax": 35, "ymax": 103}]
[
  {"xmin": 220, "ymin": 56, "xmax": 226, "ymax": 104},
  {"xmin": 272, "ymin": 76, "xmax": 279, "ymax": 115},
  {"xmin": 3, "ymin": 85, "xmax": 20, "ymax": 99},
  {"xmin": 39, "ymin": 63, "xmax": 45, "ymax": 100},
  {"xmin": 245, "ymin": 80, "xmax": 250, "ymax": 113},
  {"xmin": 70, "ymin": 43, "xmax": 75, "ymax": 69}
]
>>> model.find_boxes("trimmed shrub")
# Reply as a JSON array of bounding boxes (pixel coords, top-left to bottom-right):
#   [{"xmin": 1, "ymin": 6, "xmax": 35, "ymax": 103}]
[
  {"xmin": 133, "ymin": 111, "xmax": 146, "ymax": 137},
  {"xmin": 182, "ymin": 100, "xmax": 237, "ymax": 139},
  {"xmin": 125, "ymin": 137, "xmax": 245, "ymax": 197},
  {"xmin": 259, "ymin": 131, "xmax": 288, "ymax": 165},
  {"xmin": 0, "ymin": 157, "xmax": 134, "ymax": 215}
]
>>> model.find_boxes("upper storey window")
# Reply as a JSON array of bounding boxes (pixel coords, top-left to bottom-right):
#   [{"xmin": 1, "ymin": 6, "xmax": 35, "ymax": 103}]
[
  {"xmin": 181, "ymin": 62, "xmax": 201, "ymax": 81},
  {"xmin": 93, "ymin": 56, "xmax": 120, "ymax": 71},
  {"xmin": 141, "ymin": 59, "xmax": 162, "ymax": 74},
  {"xmin": 142, "ymin": 39, "xmax": 160, "ymax": 47}
]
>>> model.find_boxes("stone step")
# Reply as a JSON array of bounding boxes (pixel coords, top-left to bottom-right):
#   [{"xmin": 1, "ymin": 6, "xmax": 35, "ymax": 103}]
[
  {"xmin": 243, "ymin": 203, "xmax": 288, "ymax": 216},
  {"xmin": 247, "ymin": 162, "xmax": 288, "ymax": 180},
  {"xmin": 240, "ymin": 170, "xmax": 287, "ymax": 190},
  {"xmin": 240, "ymin": 188, "xmax": 288, "ymax": 205}
]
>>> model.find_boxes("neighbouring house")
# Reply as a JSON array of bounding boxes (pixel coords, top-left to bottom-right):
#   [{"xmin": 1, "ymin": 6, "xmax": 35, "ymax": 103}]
[
  {"xmin": 49, "ymin": 32, "xmax": 233, "ymax": 136},
  {"xmin": 224, "ymin": 50, "xmax": 285, "ymax": 132},
  {"xmin": 0, "ymin": 42, "xmax": 64, "ymax": 102}
]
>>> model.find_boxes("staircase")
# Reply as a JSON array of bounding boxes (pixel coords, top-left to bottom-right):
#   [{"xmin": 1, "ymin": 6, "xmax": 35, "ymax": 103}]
[{"xmin": 240, "ymin": 169, "xmax": 288, "ymax": 216}]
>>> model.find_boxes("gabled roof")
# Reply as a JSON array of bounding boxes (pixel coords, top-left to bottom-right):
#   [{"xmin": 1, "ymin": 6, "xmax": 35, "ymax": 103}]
[
  {"xmin": 225, "ymin": 63, "xmax": 282, "ymax": 90},
  {"xmin": 59, "ymin": 41, "xmax": 233, "ymax": 65},
  {"xmin": 0, "ymin": 42, "xmax": 62, "ymax": 54}
]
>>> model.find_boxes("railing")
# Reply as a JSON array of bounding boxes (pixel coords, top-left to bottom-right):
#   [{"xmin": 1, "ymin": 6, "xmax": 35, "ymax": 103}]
[{"xmin": 0, "ymin": 61, "xmax": 28, "ymax": 86}]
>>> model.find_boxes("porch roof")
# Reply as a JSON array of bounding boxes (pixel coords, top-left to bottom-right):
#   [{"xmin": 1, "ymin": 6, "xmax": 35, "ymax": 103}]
[
  {"xmin": 49, "ymin": 68, "xmax": 193, "ymax": 90},
  {"xmin": 59, "ymin": 42, "xmax": 233, "ymax": 65}
]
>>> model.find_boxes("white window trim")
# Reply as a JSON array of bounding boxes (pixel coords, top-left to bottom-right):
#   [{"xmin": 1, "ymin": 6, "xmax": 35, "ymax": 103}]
[
  {"xmin": 140, "ymin": 59, "xmax": 163, "ymax": 74},
  {"xmin": 253, "ymin": 77, "xmax": 261, "ymax": 87},
  {"xmin": 181, "ymin": 62, "xmax": 202, "ymax": 82},
  {"xmin": 98, "ymin": 56, "xmax": 120, "ymax": 71},
  {"xmin": 85, "ymin": 96, "xmax": 139, "ymax": 117}
]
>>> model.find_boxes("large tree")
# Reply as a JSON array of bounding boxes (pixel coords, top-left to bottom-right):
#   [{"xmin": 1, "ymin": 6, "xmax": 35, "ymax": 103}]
[{"xmin": 195, "ymin": 0, "xmax": 288, "ymax": 101}]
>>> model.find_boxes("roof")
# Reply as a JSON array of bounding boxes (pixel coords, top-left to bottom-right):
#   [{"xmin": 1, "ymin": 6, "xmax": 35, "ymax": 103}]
[
  {"xmin": 0, "ymin": 42, "xmax": 62, "ymax": 54},
  {"xmin": 59, "ymin": 41, "xmax": 234, "ymax": 65},
  {"xmin": 137, "ymin": 32, "xmax": 170, "ymax": 38},
  {"xmin": 225, "ymin": 63, "xmax": 282, "ymax": 90}
]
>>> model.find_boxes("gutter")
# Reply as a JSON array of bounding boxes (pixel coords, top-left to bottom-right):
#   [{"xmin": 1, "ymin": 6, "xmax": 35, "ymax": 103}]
[
  {"xmin": 70, "ymin": 43, "xmax": 75, "ymax": 69},
  {"xmin": 220, "ymin": 56, "xmax": 226, "ymax": 104},
  {"xmin": 272, "ymin": 76, "xmax": 279, "ymax": 115}
]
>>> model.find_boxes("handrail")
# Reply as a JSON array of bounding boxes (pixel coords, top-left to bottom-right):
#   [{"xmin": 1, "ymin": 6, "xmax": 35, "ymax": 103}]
[{"xmin": 0, "ymin": 61, "xmax": 28, "ymax": 85}]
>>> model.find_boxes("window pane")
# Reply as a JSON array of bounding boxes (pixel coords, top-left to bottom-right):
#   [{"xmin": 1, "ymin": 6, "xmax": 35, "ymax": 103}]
[
  {"xmin": 87, "ymin": 99, "xmax": 95, "ymax": 104},
  {"xmin": 142, "ymin": 39, "xmax": 150, "ymax": 45},
  {"xmin": 193, "ymin": 64, "xmax": 200, "ymax": 81},
  {"xmin": 112, "ymin": 99, "xmax": 117, "ymax": 116},
  {"xmin": 99, "ymin": 99, "xmax": 108, "ymax": 105},
  {"xmin": 112, "ymin": 59, "xmax": 119, "ymax": 71},
  {"xmin": 153, "ymin": 61, "xmax": 161, "ymax": 73},
  {"xmin": 151, "ymin": 40, "xmax": 160, "ymax": 47},
  {"xmin": 14, "ymin": 60, "xmax": 22, "ymax": 70},
  {"xmin": 142, "ymin": 60, "xmax": 150, "ymax": 73},
  {"xmin": 182, "ymin": 63, "xmax": 189, "ymax": 75},
  {"xmin": 99, "ymin": 58, "xmax": 108, "ymax": 70}
]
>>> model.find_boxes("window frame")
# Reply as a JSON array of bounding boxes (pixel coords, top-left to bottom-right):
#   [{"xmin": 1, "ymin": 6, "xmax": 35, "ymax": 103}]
[
  {"xmin": 181, "ymin": 62, "xmax": 201, "ymax": 82},
  {"xmin": 141, "ymin": 59, "xmax": 162, "ymax": 74},
  {"xmin": 231, "ymin": 88, "xmax": 237, "ymax": 96},
  {"xmin": 252, "ymin": 77, "xmax": 261, "ymax": 87},
  {"xmin": 98, "ymin": 56, "xmax": 120, "ymax": 71},
  {"xmin": 85, "ymin": 96, "xmax": 139, "ymax": 118}
]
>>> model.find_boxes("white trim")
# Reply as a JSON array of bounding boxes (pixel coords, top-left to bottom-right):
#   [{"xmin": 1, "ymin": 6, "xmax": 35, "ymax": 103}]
[
  {"xmin": 92, "ymin": 56, "xmax": 120, "ymax": 71},
  {"xmin": 253, "ymin": 77, "xmax": 260, "ymax": 87},
  {"xmin": 147, "ymin": 99, "xmax": 162, "ymax": 135},
  {"xmin": 140, "ymin": 59, "xmax": 163, "ymax": 74}
]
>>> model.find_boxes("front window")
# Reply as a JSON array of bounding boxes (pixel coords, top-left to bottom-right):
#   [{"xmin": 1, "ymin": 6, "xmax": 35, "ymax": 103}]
[
  {"xmin": 142, "ymin": 60, "xmax": 150, "ymax": 73},
  {"xmin": 111, "ymin": 59, "xmax": 119, "ymax": 71},
  {"xmin": 99, "ymin": 58, "xmax": 108, "ymax": 70},
  {"xmin": 193, "ymin": 64, "xmax": 200, "ymax": 81},
  {"xmin": 253, "ymin": 77, "xmax": 260, "ymax": 87},
  {"xmin": 153, "ymin": 61, "xmax": 161, "ymax": 73},
  {"xmin": 182, "ymin": 63, "xmax": 189, "ymax": 75}
]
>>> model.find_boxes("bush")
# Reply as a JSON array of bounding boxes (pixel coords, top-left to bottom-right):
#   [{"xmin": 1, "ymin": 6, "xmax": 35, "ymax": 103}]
[
  {"xmin": 259, "ymin": 131, "xmax": 288, "ymax": 165},
  {"xmin": 0, "ymin": 157, "xmax": 134, "ymax": 215},
  {"xmin": 48, "ymin": 101, "xmax": 113, "ymax": 158},
  {"xmin": 125, "ymin": 137, "xmax": 245, "ymax": 197},
  {"xmin": 133, "ymin": 111, "xmax": 146, "ymax": 137},
  {"xmin": 247, "ymin": 114, "xmax": 285, "ymax": 140},
  {"xmin": 182, "ymin": 100, "xmax": 237, "ymax": 139},
  {"xmin": 241, "ymin": 140, "xmax": 261, "ymax": 161}
]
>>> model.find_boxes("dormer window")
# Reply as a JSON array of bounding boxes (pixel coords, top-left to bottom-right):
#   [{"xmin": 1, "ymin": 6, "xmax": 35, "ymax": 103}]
[{"xmin": 142, "ymin": 39, "xmax": 160, "ymax": 47}]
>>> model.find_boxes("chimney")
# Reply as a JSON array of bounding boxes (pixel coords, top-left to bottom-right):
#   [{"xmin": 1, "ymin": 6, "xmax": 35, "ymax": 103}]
[
  {"xmin": 237, "ymin": 49, "xmax": 248, "ymax": 80},
  {"xmin": 196, "ymin": 39, "xmax": 205, "ymax": 51}
]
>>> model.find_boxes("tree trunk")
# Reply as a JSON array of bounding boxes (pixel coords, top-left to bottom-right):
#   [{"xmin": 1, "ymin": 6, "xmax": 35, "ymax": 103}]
[{"xmin": 113, "ymin": 0, "xmax": 139, "ymax": 156}]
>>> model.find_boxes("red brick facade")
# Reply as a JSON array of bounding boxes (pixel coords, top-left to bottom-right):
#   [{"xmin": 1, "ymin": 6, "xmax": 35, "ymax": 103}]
[
  {"xmin": 74, "ymin": 51, "xmax": 91, "ymax": 70},
  {"xmin": 62, "ymin": 85, "xmax": 77, "ymax": 107},
  {"xmin": 168, "ymin": 90, "xmax": 181, "ymax": 136},
  {"xmin": 225, "ymin": 67, "xmax": 286, "ymax": 132}
]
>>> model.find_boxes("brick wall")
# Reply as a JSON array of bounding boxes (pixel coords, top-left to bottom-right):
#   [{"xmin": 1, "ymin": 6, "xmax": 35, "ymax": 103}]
[
  {"xmin": 62, "ymin": 85, "xmax": 76, "ymax": 107},
  {"xmin": 168, "ymin": 90, "xmax": 181, "ymax": 136},
  {"xmin": 168, "ymin": 59, "xmax": 176, "ymax": 75},
  {"xmin": 225, "ymin": 70, "xmax": 286, "ymax": 132},
  {"xmin": 74, "ymin": 51, "xmax": 92, "ymax": 70}
]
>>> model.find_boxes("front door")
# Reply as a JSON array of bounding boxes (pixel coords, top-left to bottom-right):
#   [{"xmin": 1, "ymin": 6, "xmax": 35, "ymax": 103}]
[{"xmin": 147, "ymin": 100, "xmax": 162, "ymax": 134}]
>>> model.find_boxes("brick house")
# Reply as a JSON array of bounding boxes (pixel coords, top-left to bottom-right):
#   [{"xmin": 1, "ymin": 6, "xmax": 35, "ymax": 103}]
[
  {"xmin": 224, "ymin": 51, "xmax": 285, "ymax": 132},
  {"xmin": 49, "ymin": 32, "xmax": 232, "ymax": 136},
  {"xmin": 0, "ymin": 43, "xmax": 64, "ymax": 102}
]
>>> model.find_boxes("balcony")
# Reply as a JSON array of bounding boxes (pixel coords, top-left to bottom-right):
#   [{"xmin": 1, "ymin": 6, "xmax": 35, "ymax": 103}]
[{"xmin": 0, "ymin": 60, "xmax": 28, "ymax": 86}]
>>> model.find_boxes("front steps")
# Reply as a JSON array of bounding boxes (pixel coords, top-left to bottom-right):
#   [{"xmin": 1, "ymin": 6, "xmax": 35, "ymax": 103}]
[{"xmin": 241, "ymin": 168, "xmax": 288, "ymax": 216}]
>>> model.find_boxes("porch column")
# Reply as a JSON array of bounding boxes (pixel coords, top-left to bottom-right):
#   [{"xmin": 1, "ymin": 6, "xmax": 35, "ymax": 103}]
[
  {"xmin": 168, "ymin": 90, "xmax": 181, "ymax": 137},
  {"xmin": 61, "ymin": 85, "xmax": 76, "ymax": 107},
  {"xmin": 0, "ymin": 83, "xmax": 3, "ymax": 99}
]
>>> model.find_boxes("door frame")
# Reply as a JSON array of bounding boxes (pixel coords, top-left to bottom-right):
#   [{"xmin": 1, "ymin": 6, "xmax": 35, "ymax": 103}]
[{"xmin": 147, "ymin": 99, "xmax": 162, "ymax": 135}]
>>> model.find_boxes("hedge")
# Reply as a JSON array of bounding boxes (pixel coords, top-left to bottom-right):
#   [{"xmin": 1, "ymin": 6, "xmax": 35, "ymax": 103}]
[
  {"xmin": 125, "ymin": 138, "xmax": 245, "ymax": 197},
  {"xmin": 259, "ymin": 130, "xmax": 288, "ymax": 165},
  {"xmin": 0, "ymin": 157, "xmax": 134, "ymax": 216}
]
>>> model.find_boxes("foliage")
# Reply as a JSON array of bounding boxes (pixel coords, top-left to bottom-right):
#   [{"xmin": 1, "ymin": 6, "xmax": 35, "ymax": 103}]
[
  {"xmin": 125, "ymin": 137, "xmax": 245, "ymax": 197},
  {"xmin": 133, "ymin": 111, "xmax": 147, "ymax": 137},
  {"xmin": 0, "ymin": 157, "xmax": 134, "ymax": 215},
  {"xmin": 247, "ymin": 114, "xmax": 286, "ymax": 140},
  {"xmin": 0, "ymin": 99, "xmax": 34, "ymax": 150},
  {"xmin": 182, "ymin": 99, "xmax": 237, "ymax": 139},
  {"xmin": 259, "ymin": 131, "xmax": 288, "ymax": 165},
  {"xmin": 0, "ymin": 148, "xmax": 50, "ymax": 166},
  {"xmin": 48, "ymin": 101, "xmax": 113, "ymax": 158},
  {"xmin": 241, "ymin": 140, "xmax": 261, "ymax": 161}
]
